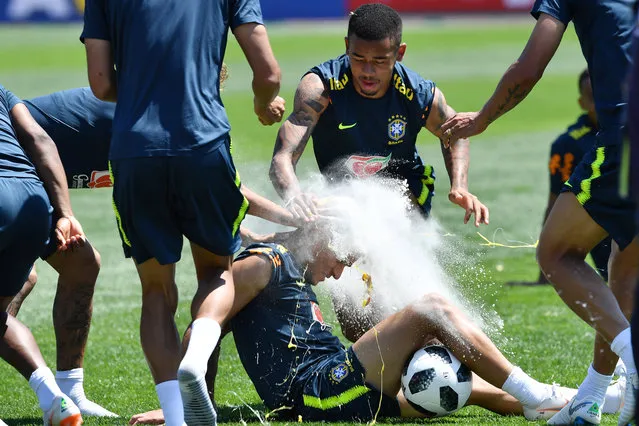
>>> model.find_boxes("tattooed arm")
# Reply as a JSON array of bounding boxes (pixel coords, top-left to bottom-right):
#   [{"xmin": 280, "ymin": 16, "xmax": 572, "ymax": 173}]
[
  {"xmin": 440, "ymin": 13, "xmax": 566, "ymax": 143},
  {"xmin": 269, "ymin": 72, "xmax": 330, "ymax": 221},
  {"xmin": 426, "ymin": 88, "xmax": 489, "ymax": 226}
]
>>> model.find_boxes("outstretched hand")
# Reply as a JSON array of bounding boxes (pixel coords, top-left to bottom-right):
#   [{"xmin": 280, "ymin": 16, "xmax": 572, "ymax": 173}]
[
  {"xmin": 55, "ymin": 216, "xmax": 86, "ymax": 251},
  {"xmin": 286, "ymin": 192, "xmax": 320, "ymax": 223},
  {"xmin": 448, "ymin": 189, "xmax": 489, "ymax": 227},
  {"xmin": 440, "ymin": 112, "xmax": 487, "ymax": 147}
]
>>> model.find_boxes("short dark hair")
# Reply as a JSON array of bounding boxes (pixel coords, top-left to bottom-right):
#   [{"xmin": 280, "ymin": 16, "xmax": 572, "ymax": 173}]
[
  {"xmin": 578, "ymin": 68, "xmax": 590, "ymax": 94},
  {"xmin": 347, "ymin": 3, "xmax": 403, "ymax": 49}
]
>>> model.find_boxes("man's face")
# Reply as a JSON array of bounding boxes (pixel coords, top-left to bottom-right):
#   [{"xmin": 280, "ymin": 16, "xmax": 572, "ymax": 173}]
[
  {"xmin": 578, "ymin": 77, "xmax": 596, "ymax": 116},
  {"xmin": 345, "ymin": 35, "xmax": 406, "ymax": 99},
  {"xmin": 305, "ymin": 246, "xmax": 348, "ymax": 285}
]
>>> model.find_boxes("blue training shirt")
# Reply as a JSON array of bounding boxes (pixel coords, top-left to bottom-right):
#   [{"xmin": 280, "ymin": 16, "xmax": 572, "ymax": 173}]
[
  {"xmin": 0, "ymin": 85, "xmax": 38, "ymax": 180},
  {"xmin": 548, "ymin": 114, "xmax": 598, "ymax": 195},
  {"xmin": 25, "ymin": 88, "xmax": 114, "ymax": 188},
  {"xmin": 80, "ymin": 0, "xmax": 263, "ymax": 160},
  {"xmin": 309, "ymin": 55, "xmax": 435, "ymax": 181},
  {"xmin": 232, "ymin": 243, "xmax": 345, "ymax": 410},
  {"xmin": 531, "ymin": 0, "xmax": 635, "ymax": 140}
]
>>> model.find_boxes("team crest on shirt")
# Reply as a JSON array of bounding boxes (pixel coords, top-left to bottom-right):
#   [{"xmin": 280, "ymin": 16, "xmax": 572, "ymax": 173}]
[
  {"xmin": 330, "ymin": 363, "xmax": 349, "ymax": 383},
  {"xmin": 388, "ymin": 114, "xmax": 407, "ymax": 144}
]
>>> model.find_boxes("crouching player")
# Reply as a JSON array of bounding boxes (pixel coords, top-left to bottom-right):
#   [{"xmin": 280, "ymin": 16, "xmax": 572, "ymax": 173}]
[
  {"xmin": 0, "ymin": 83, "xmax": 84, "ymax": 425},
  {"xmin": 130, "ymin": 222, "xmax": 623, "ymax": 424}
]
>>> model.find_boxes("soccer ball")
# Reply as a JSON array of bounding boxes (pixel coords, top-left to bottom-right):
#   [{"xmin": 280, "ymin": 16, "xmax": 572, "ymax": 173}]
[{"xmin": 401, "ymin": 345, "xmax": 473, "ymax": 417}]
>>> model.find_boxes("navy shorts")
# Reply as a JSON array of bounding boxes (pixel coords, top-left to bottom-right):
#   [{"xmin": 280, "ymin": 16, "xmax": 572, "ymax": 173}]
[
  {"xmin": 109, "ymin": 139, "xmax": 248, "ymax": 264},
  {"xmin": 291, "ymin": 347, "xmax": 401, "ymax": 421},
  {"xmin": 406, "ymin": 164, "xmax": 436, "ymax": 218},
  {"xmin": 562, "ymin": 140, "xmax": 637, "ymax": 250},
  {"xmin": 0, "ymin": 178, "xmax": 52, "ymax": 297}
]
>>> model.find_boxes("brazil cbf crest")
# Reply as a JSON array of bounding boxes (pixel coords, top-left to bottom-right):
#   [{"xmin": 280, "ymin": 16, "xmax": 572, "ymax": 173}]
[
  {"xmin": 388, "ymin": 114, "xmax": 407, "ymax": 145},
  {"xmin": 329, "ymin": 363, "xmax": 350, "ymax": 384}
]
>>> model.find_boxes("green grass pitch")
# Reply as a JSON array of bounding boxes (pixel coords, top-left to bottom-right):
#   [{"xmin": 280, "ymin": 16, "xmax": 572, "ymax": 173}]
[{"xmin": 0, "ymin": 18, "xmax": 614, "ymax": 425}]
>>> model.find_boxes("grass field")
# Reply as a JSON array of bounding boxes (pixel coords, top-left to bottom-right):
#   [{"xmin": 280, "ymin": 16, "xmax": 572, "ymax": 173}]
[{"xmin": 0, "ymin": 17, "xmax": 616, "ymax": 425}]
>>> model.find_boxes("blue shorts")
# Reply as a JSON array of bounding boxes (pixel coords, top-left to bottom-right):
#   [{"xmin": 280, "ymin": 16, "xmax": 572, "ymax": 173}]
[
  {"xmin": 562, "ymin": 141, "xmax": 637, "ymax": 250},
  {"xmin": 0, "ymin": 178, "xmax": 52, "ymax": 297},
  {"xmin": 405, "ymin": 164, "xmax": 436, "ymax": 218},
  {"xmin": 289, "ymin": 347, "xmax": 401, "ymax": 421},
  {"xmin": 109, "ymin": 139, "xmax": 248, "ymax": 264}
]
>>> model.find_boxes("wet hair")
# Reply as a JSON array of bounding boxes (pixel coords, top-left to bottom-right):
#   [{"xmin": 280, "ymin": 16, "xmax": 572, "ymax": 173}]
[
  {"xmin": 347, "ymin": 3, "xmax": 403, "ymax": 49},
  {"xmin": 578, "ymin": 69, "xmax": 590, "ymax": 94}
]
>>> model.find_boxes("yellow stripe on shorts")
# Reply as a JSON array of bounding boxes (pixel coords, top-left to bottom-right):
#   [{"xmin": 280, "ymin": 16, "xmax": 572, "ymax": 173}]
[
  {"xmin": 108, "ymin": 161, "xmax": 131, "ymax": 247},
  {"xmin": 232, "ymin": 169, "xmax": 248, "ymax": 237},
  {"xmin": 576, "ymin": 147, "xmax": 605, "ymax": 205},
  {"xmin": 417, "ymin": 164, "xmax": 435, "ymax": 206},
  {"xmin": 303, "ymin": 386, "xmax": 370, "ymax": 410}
]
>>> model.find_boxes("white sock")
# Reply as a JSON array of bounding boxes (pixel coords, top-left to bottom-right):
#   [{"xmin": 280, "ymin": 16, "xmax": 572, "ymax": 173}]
[
  {"xmin": 576, "ymin": 364, "xmax": 612, "ymax": 406},
  {"xmin": 29, "ymin": 367, "xmax": 62, "ymax": 412},
  {"xmin": 502, "ymin": 366, "xmax": 549, "ymax": 407},
  {"xmin": 56, "ymin": 368, "xmax": 117, "ymax": 417},
  {"xmin": 156, "ymin": 380, "xmax": 185, "ymax": 426},
  {"xmin": 611, "ymin": 328, "xmax": 636, "ymax": 374},
  {"xmin": 179, "ymin": 318, "xmax": 221, "ymax": 380}
]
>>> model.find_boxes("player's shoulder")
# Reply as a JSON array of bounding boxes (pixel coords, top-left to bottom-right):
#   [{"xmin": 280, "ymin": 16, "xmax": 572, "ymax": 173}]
[
  {"xmin": 392, "ymin": 62, "xmax": 436, "ymax": 105},
  {"xmin": 551, "ymin": 115, "xmax": 593, "ymax": 150},
  {"xmin": 307, "ymin": 55, "xmax": 351, "ymax": 90},
  {"xmin": 239, "ymin": 242, "xmax": 290, "ymax": 265}
]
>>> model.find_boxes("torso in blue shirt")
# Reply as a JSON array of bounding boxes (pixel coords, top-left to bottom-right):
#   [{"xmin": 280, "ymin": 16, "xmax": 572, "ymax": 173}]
[
  {"xmin": 531, "ymin": 0, "xmax": 635, "ymax": 141},
  {"xmin": 0, "ymin": 85, "xmax": 38, "ymax": 180},
  {"xmin": 25, "ymin": 88, "xmax": 114, "ymax": 188},
  {"xmin": 232, "ymin": 243, "xmax": 344, "ymax": 410},
  {"xmin": 310, "ymin": 55, "xmax": 435, "ymax": 185},
  {"xmin": 549, "ymin": 114, "xmax": 598, "ymax": 194},
  {"xmin": 81, "ymin": 0, "xmax": 263, "ymax": 160}
]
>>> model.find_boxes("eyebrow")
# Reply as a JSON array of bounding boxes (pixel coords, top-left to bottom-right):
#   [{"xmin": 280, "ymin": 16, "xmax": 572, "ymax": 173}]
[{"xmin": 350, "ymin": 52, "xmax": 392, "ymax": 60}]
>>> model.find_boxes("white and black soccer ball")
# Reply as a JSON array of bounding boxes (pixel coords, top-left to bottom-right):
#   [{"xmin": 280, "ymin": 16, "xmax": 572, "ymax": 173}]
[{"xmin": 401, "ymin": 345, "xmax": 473, "ymax": 417}]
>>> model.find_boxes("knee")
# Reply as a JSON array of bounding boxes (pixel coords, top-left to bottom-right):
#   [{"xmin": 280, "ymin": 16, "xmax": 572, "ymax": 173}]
[
  {"xmin": 57, "ymin": 245, "xmax": 101, "ymax": 283},
  {"xmin": 407, "ymin": 293, "xmax": 456, "ymax": 324}
]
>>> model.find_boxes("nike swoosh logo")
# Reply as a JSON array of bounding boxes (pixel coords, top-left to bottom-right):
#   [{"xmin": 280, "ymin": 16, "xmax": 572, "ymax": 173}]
[
  {"xmin": 568, "ymin": 401, "xmax": 591, "ymax": 416},
  {"xmin": 338, "ymin": 122, "xmax": 357, "ymax": 130}
]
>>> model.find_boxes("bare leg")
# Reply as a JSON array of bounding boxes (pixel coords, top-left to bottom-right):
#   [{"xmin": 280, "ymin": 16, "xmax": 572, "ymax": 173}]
[
  {"xmin": 537, "ymin": 193, "xmax": 627, "ymax": 343},
  {"xmin": 352, "ymin": 293, "xmax": 515, "ymax": 397},
  {"xmin": 5, "ymin": 266, "xmax": 38, "ymax": 317},
  {"xmin": 46, "ymin": 243, "xmax": 100, "ymax": 371},
  {"xmin": 136, "ymin": 259, "xmax": 180, "ymax": 384},
  {"xmin": 0, "ymin": 309, "xmax": 46, "ymax": 379}
]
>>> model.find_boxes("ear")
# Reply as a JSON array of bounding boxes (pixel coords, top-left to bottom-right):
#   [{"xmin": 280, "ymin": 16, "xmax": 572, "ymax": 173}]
[
  {"xmin": 578, "ymin": 95, "xmax": 586, "ymax": 111},
  {"xmin": 344, "ymin": 37, "xmax": 349, "ymax": 54},
  {"xmin": 397, "ymin": 43, "xmax": 407, "ymax": 62}
]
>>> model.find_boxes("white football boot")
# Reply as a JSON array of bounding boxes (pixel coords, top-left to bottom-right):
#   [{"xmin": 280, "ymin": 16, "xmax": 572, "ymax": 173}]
[
  {"xmin": 618, "ymin": 371, "xmax": 637, "ymax": 426},
  {"xmin": 43, "ymin": 395, "xmax": 83, "ymax": 426},
  {"xmin": 547, "ymin": 395, "xmax": 602, "ymax": 425},
  {"xmin": 523, "ymin": 384, "xmax": 572, "ymax": 421}
]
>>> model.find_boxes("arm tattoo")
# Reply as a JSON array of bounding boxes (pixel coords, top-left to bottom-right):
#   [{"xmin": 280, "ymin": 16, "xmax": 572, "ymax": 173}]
[{"xmin": 487, "ymin": 83, "xmax": 528, "ymax": 124}]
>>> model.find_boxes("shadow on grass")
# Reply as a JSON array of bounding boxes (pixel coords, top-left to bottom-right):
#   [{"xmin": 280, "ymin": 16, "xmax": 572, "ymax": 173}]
[{"xmin": 5, "ymin": 418, "xmax": 44, "ymax": 426}]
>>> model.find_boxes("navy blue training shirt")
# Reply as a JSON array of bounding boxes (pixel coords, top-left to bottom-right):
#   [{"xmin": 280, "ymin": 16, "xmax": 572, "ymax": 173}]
[
  {"xmin": 81, "ymin": 0, "xmax": 263, "ymax": 160},
  {"xmin": 25, "ymin": 88, "xmax": 114, "ymax": 188},
  {"xmin": 232, "ymin": 243, "xmax": 344, "ymax": 410},
  {"xmin": 548, "ymin": 114, "xmax": 598, "ymax": 194},
  {"xmin": 309, "ymin": 55, "xmax": 435, "ymax": 182},
  {"xmin": 531, "ymin": 0, "xmax": 635, "ymax": 139},
  {"xmin": 0, "ymin": 85, "xmax": 38, "ymax": 179}
]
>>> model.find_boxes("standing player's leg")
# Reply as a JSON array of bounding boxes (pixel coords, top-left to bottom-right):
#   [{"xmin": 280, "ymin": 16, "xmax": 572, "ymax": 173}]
[
  {"xmin": 110, "ymin": 157, "xmax": 186, "ymax": 426},
  {"xmin": 5, "ymin": 266, "xmax": 38, "ymax": 317},
  {"xmin": 44, "ymin": 244, "xmax": 117, "ymax": 417},
  {"xmin": 173, "ymin": 140, "xmax": 247, "ymax": 426},
  {"xmin": 352, "ymin": 293, "xmax": 564, "ymax": 419}
]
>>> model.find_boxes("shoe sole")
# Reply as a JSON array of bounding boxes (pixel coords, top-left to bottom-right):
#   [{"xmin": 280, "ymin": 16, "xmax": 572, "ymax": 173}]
[
  {"xmin": 57, "ymin": 414, "xmax": 83, "ymax": 426},
  {"xmin": 573, "ymin": 417, "xmax": 599, "ymax": 426}
]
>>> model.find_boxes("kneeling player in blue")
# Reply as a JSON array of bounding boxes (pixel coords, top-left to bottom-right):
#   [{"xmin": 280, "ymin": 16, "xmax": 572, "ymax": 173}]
[
  {"xmin": 508, "ymin": 70, "xmax": 612, "ymax": 286},
  {"xmin": 270, "ymin": 3, "xmax": 488, "ymax": 227},
  {"xmin": 0, "ymin": 84, "xmax": 85, "ymax": 425},
  {"xmin": 129, "ymin": 223, "xmax": 624, "ymax": 425}
]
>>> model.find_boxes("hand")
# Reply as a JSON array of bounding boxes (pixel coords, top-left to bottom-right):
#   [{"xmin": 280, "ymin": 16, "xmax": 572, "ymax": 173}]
[
  {"xmin": 255, "ymin": 96, "xmax": 286, "ymax": 125},
  {"xmin": 448, "ymin": 189, "xmax": 489, "ymax": 227},
  {"xmin": 285, "ymin": 192, "xmax": 319, "ymax": 223},
  {"xmin": 54, "ymin": 215, "xmax": 86, "ymax": 251},
  {"xmin": 440, "ymin": 112, "xmax": 487, "ymax": 147},
  {"xmin": 129, "ymin": 409, "xmax": 165, "ymax": 425}
]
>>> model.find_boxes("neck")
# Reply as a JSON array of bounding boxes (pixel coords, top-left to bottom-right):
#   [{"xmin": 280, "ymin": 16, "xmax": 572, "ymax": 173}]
[{"xmin": 587, "ymin": 111, "xmax": 598, "ymax": 128}]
